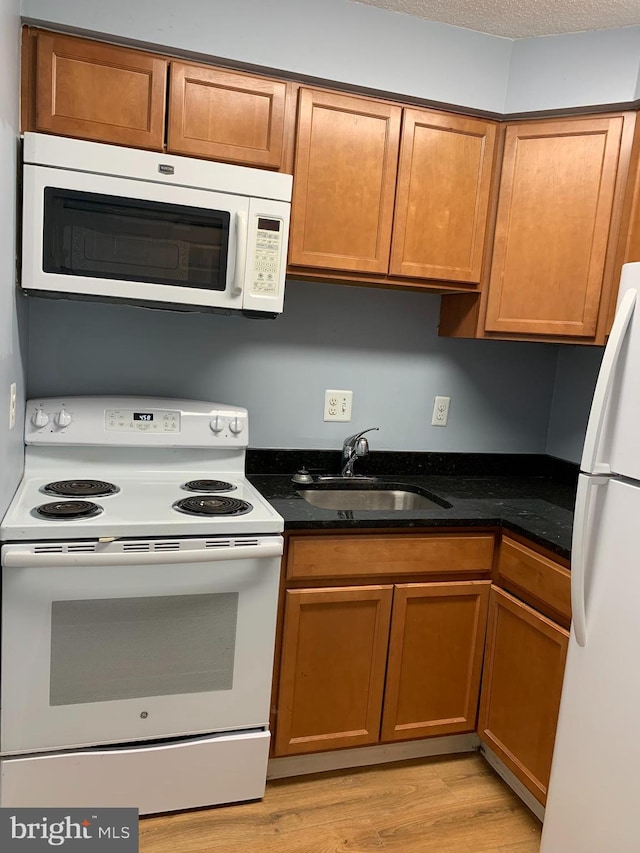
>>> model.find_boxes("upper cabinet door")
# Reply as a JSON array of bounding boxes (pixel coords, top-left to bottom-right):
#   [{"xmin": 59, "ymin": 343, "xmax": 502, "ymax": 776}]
[
  {"xmin": 167, "ymin": 62, "xmax": 288, "ymax": 168},
  {"xmin": 485, "ymin": 116, "xmax": 624, "ymax": 338},
  {"xmin": 390, "ymin": 110, "xmax": 497, "ymax": 283},
  {"xmin": 34, "ymin": 32, "xmax": 167, "ymax": 150},
  {"xmin": 289, "ymin": 89, "xmax": 402, "ymax": 273}
]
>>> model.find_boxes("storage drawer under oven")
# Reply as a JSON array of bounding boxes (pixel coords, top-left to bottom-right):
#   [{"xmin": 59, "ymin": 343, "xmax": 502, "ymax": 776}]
[{"xmin": 0, "ymin": 729, "xmax": 270, "ymax": 813}]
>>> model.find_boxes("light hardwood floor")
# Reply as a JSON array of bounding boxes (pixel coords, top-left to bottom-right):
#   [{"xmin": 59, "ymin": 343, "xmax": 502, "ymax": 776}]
[{"xmin": 140, "ymin": 753, "xmax": 541, "ymax": 852}]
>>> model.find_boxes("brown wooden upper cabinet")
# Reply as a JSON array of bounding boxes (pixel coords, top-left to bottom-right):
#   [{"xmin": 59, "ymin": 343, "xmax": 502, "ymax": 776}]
[
  {"xmin": 26, "ymin": 31, "xmax": 167, "ymax": 150},
  {"xmin": 23, "ymin": 29, "xmax": 292, "ymax": 170},
  {"xmin": 167, "ymin": 62, "xmax": 288, "ymax": 168},
  {"xmin": 289, "ymin": 88, "xmax": 402, "ymax": 274},
  {"xmin": 390, "ymin": 109, "xmax": 497, "ymax": 283},
  {"xmin": 289, "ymin": 88, "xmax": 498, "ymax": 284},
  {"xmin": 485, "ymin": 116, "xmax": 625, "ymax": 338},
  {"xmin": 440, "ymin": 112, "xmax": 638, "ymax": 343}
]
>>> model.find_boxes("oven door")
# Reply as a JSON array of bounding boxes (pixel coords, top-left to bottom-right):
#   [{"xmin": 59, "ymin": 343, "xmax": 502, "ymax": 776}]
[
  {"xmin": 0, "ymin": 537, "xmax": 282, "ymax": 755},
  {"xmin": 22, "ymin": 164, "xmax": 253, "ymax": 312}
]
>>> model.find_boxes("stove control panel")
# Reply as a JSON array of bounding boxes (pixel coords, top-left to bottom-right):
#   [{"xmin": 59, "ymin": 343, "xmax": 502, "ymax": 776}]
[{"xmin": 25, "ymin": 397, "xmax": 249, "ymax": 448}]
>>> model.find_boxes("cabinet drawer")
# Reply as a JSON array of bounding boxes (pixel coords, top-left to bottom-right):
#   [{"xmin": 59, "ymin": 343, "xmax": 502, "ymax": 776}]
[
  {"xmin": 497, "ymin": 537, "xmax": 571, "ymax": 623},
  {"xmin": 286, "ymin": 534, "xmax": 494, "ymax": 580}
]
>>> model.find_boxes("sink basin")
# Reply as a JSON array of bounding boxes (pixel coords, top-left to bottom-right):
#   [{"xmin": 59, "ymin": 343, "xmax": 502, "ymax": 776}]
[{"xmin": 297, "ymin": 487, "xmax": 451, "ymax": 511}]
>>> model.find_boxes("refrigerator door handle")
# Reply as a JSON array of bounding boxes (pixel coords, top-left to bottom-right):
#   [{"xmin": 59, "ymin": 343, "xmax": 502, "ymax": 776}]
[
  {"xmin": 581, "ymin": 288, "xmax": 637, "ymax": 474},
  {"xmin": 572, "ymin": 475, "xmax": 608, "ymax": 647}
]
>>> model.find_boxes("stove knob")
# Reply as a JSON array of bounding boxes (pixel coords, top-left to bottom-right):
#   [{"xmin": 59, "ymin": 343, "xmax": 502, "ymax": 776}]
[
  {"xmin": 55, "ymin": 409, "xmax": 72, "ymax": 428},
  {"xmin": 209, "ymin": 415, "xmax": 224, "ymax": 434},
  {"xmin": 32, "ymin": 407, "xmax": 49, "ymax": 428},
  {"xmin": 229, "ymin": 416, "xmax": 244, "ymax": 435}
]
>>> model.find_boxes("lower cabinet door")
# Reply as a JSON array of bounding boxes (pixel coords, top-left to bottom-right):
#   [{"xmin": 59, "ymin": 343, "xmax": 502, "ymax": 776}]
[
  {"xmin": 381, "ymin": 581, "xmax": 490, "ymax": 742},
  {"xmin": 477, "ymin": 586, "xmax": 569, "ymax": 805},
  {"xmin": 274, "ymin": 586, "xmax": 393, "ymax": 756}
]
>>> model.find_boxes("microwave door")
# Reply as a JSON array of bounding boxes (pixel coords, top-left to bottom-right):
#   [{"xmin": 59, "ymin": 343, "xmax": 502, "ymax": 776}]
[{"xmin": 22, "ymin": 164, "xmax": 249, "ymax": 312}]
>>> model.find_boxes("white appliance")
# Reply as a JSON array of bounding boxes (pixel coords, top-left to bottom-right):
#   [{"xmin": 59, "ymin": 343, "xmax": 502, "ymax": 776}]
[
  {"xmin": 22, "ymin": 133, "xmax": 292, "ymax": 316},
  {"xmin": 540, "ymin": 262, "xmax": 640, "ymax": 851},
  {"xmin": 0, "ymin": 396, "xmax": 284, "ymax": 814}
]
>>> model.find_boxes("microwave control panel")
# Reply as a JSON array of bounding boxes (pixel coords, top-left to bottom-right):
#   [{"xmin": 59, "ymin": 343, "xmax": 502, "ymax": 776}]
[{"xmin": 251, "ymin": 217, "xmax": 283, "ymax": 296}]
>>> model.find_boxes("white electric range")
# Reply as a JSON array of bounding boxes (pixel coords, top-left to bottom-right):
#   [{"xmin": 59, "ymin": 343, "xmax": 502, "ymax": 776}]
[{"xmin": 0, "ymin": 396, "xmax": 284, "ymax": 814}]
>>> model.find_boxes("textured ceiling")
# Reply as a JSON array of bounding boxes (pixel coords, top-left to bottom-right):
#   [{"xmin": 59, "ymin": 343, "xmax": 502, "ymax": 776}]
[{"xmin": 351, "ymin": 0, "xmax": 640, "ymax": 38}]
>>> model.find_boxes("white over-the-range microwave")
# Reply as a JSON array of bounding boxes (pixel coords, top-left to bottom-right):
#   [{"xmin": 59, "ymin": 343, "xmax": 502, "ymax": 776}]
[{"xmin": 21, "ymin": 133, "xmax": 293, "ymax": 316}]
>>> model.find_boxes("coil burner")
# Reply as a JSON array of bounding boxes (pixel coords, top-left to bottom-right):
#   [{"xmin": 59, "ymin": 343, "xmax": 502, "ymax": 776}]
[
  {"xmin": 43, "ymin": 479, "xmax": 119, "ymax": 498},
  {"xmin": 34, "ymin": 500, "xmax": 103, "ymax": 520},
  {"xmin": 173, "ymin": 496, "xmax": 252, "ymax": 516},
  {"xmin": 182, "ymin": 479, "xmax": 235, "ymax": 493}
]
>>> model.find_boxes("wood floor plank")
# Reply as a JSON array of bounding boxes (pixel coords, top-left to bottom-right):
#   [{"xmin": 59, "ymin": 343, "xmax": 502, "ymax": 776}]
[
  {"xmin": 498, "ymin": 842, "xmax": 542, "ymax": 853},
  {"xmin": 139, "ymin": 753, "xmax": 541, "ymax": 853}
]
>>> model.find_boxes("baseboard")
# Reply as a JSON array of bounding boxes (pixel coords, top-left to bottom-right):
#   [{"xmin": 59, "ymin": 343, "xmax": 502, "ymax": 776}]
[
  {"xmin": 480, "ymin": 744, "xmax": 545, "ymax": 822},
  {"xmin": 267, "ymin": 733, "xmax": 479, "ymax": 780}
]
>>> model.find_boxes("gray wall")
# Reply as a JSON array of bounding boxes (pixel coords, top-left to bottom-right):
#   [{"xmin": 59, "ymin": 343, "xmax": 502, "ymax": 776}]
[
  {"xmin": 0, "ymin": 0, "xmax": 26, "ymax": 516},
  {"xmin": 28, "ymin": 284, "xmax": 559, "ymax": 452},
  {"xmin": 545, "ymin": 346, "xmax": 604, "ymax": 464},
  {"xmin": 20, "ymin": 0, "xmax": 512, "ymax": 113},
  {"xmin": 21, "ymin": 0, "xmax": 640, "ymax": 113},
  {"xmin": 504, "ymin": 26, "xmax": 640, "ymax": 113}
]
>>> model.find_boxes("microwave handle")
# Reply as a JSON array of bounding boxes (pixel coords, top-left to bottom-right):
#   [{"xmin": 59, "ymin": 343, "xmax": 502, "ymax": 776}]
[{"xmin": 232, "ymin": 211, "xmax": 248, "ymax": 297}]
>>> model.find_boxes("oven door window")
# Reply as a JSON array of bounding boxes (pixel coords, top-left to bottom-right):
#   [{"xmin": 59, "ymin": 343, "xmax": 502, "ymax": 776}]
[
  {"xmin": 42, "ymin": 188, "xmax": 230, "ymax": 290},
  {"xmin": 49, "ymin": 593, "xmax": 239, "ymax": 705}
]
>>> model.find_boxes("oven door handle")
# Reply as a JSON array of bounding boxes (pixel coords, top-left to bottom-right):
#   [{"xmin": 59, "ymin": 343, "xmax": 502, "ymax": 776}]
[{"xmin": 2, "ymin": 540, "xmax": 283, "ymax": 568}]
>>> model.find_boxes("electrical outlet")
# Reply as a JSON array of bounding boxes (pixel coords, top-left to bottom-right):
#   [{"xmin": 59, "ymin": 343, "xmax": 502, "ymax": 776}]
[
  {"xmin": 324, "ymin": 390, "xmax": 353, "ymax": 422},
  {"xmin": 431, "ymin": 395, "xmax": 450, "ymax": 427},
  {"xmin": 8, "ymin": 382, "xmax": 16, "ymax": 430}
]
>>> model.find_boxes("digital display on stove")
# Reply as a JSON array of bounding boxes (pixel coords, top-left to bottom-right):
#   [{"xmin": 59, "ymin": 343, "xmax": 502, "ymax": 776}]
[{"xmin": 105, "ymin": 409, "xmax": 180, "ymax": 432}]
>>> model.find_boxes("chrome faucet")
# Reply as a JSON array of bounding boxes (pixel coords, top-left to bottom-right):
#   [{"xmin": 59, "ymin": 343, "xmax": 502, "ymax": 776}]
[{"xmin": 341, "ymin": 427, "xmax": 379, "ymax": 477}]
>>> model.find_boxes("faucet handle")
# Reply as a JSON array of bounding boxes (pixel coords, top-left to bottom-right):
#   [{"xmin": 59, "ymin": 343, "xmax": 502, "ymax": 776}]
[
  {"xmin": 355, "ymin": 436, "xmax": 370, "ymax": 457},
  {"xmin": 343, "ymin": 426, "xmax": 379, "ymax": 447}
]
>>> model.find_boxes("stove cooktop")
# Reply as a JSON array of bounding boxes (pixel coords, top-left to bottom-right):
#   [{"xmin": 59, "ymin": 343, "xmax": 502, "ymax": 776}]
[{"xmin": 2, "ymin": 474, "xmax": 282, "ymax": 541}]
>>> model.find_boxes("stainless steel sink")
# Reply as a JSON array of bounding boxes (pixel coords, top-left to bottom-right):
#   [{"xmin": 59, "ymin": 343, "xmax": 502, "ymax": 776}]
[{"xmin": 297, "ymin": 488, "xmax": 450, "ymax": 511}]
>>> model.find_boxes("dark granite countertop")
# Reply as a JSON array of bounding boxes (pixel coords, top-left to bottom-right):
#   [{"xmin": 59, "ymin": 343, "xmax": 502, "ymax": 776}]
[{"xmin": 247, "ymin": 451, "xmax": 577, "ymax": 561}]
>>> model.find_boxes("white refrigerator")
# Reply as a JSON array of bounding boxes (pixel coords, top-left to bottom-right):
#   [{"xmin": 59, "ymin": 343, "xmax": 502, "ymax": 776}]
[{"xmin": 540, "ymin": 262, "xmax": 640, "ymax": 852}]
